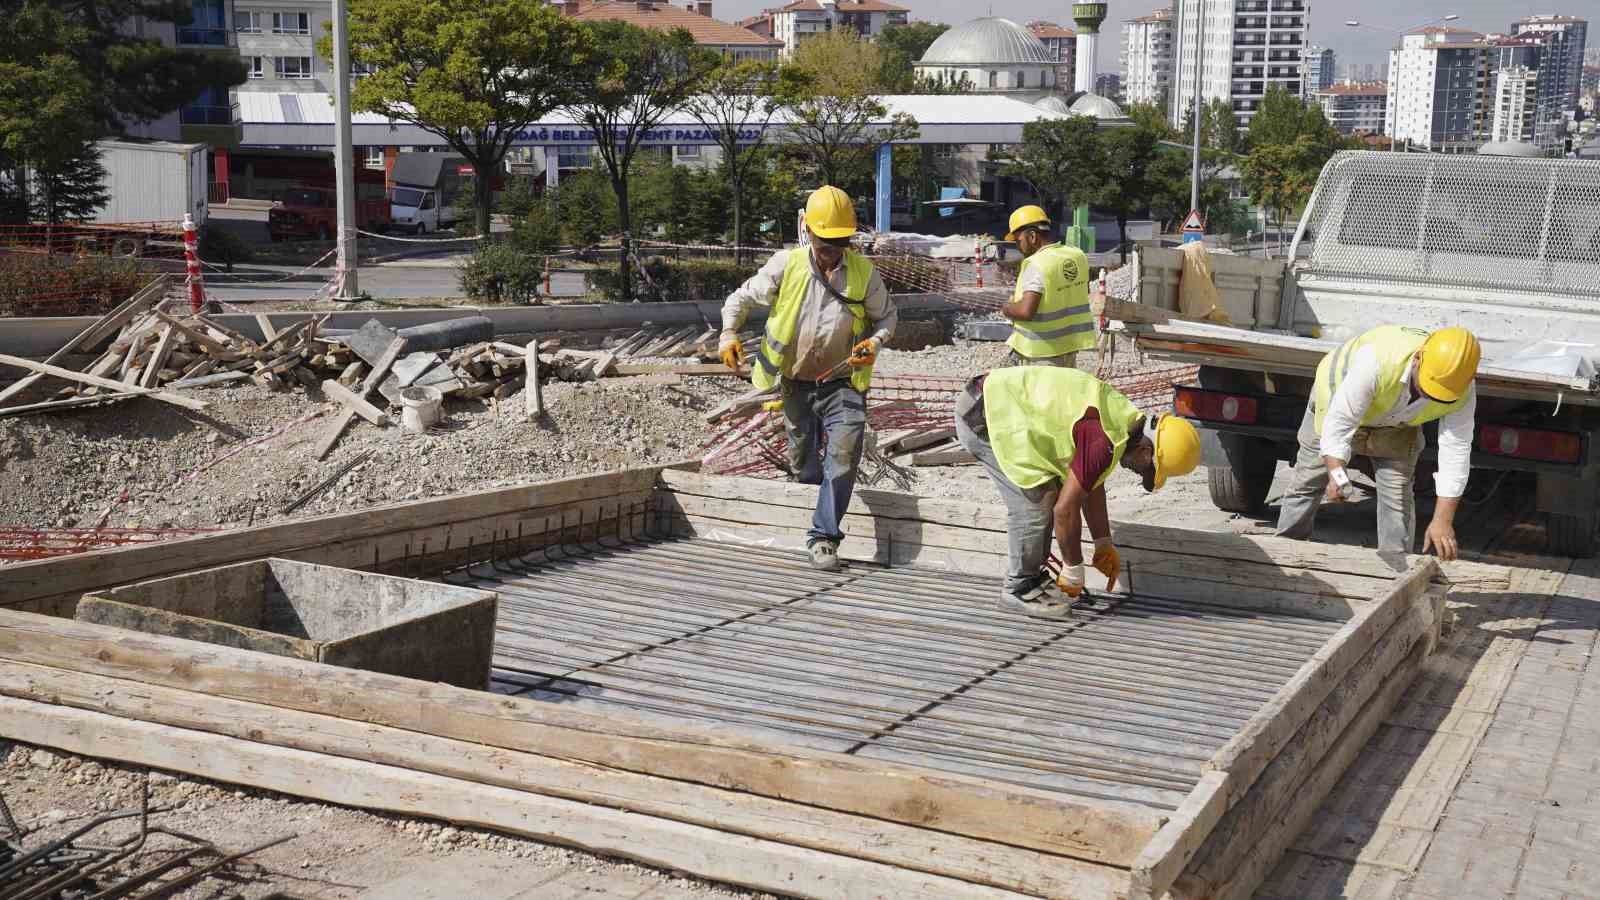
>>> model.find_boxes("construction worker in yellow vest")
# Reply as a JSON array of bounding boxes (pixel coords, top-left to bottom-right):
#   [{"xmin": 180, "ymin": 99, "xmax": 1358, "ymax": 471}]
[
  {"xmin": 1000, "ymin": 205, "xmax": 1096, "ymax": 368},
  {"xmin": 955, "ymin": 366, "xmax": 1201, "ymax": 618},
  {"xmin": 1276, "ymin": 326, "xmax": 1482, "ymax": 561},
  {"xmin": 718, "ymin": 186, "xmax": 897, "ymax": 571}
]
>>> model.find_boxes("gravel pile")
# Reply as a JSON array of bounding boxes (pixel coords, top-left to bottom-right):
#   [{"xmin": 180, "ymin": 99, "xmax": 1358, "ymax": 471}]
[{"xmin": 0, "ymin": 374, "xmax": 739, "ymax": 532}]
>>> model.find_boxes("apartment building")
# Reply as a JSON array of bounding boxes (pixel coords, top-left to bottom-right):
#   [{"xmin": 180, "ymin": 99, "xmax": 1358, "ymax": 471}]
[
  {"xmin": 1490, "ymin": 66, "xmax": 1540, "ymax": 144},
  {"xmin": 1120, "ymin": 8, "xmax": 1172, "ymax": 108},
  {"xmin": 1026, "ymin": 21, "xmax": 1078, "ymax": 92},
  {"xmin": 1170, "ymin": 0, "xmax": 1309, "ymax": 130},
  {"xmin": 1303, "ymin": 45, "xmax": 1334, "ymax": 98},
  {"xmin": 767, "ymin": 0, "xmax": 907, "ymax": 58},
  {"xmin": 564, "ymin": 1, "xmax": 782, "ymax": 61},
  {"xmin": 1313, "ymin": 81, "xmax": 1387, "ymax": 135},
  {"xmin": 1385, "ymin": 28, "xmax": 1487, "ymax": 153},
  {"xmin": 1509, "ymin": 16, "xmax": 1588, "ymax": 149}
]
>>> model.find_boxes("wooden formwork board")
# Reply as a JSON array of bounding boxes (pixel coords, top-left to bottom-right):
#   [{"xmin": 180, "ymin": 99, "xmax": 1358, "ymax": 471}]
[{"xmin": 0, "ymin": 468, "xmax": 1492, "ymax": 899}]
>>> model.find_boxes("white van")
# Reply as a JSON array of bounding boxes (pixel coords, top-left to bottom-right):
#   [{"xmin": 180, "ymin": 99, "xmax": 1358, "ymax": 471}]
[{"xmin": 389, "ymin": 186, "xmax": 441, "ymax": 235}]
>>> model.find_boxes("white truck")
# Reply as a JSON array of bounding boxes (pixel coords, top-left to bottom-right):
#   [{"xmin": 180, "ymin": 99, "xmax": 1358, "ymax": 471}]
[
  {"xmin": 387, "ymin": 152, "xmax": 461, "ymax": 235},
  {"xmin": 90, "ymin": 138, "xmax": 209, "ymax": 228},
  {"xmin": 1118, "ymin": 150, "xmax": 1600, "ymax": 556}
]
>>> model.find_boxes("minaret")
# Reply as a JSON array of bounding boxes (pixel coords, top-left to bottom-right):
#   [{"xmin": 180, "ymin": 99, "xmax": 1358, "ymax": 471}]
[{"xmin": 1072, "ymin": 3, "xmax": 1108, "ymax": 94}]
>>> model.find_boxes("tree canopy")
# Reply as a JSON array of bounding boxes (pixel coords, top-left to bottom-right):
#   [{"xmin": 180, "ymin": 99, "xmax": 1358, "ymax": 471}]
[
  {"xmin": 875, "ymin": 22, "xmax": 950, "ymax": 92},
  {"xmin": 1241, "ymin": 87, "xmax": 1342, "ymax": 244},
  {"xmin": 338, "ymin": 0, "xmax": 593, "ymax": 236},
  {"xmin": 778, "ymin": 30, "xmax": 918, "ymax": 194},
  {"xmin": 995, "ymin": 118, "xmax": 1107, "ymax": 223}
]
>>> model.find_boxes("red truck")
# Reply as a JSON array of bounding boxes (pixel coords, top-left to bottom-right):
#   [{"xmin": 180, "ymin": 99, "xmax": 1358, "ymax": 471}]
[{"xmin": 267, "ymin": 187, "xmax": 390, "ymax": 242}]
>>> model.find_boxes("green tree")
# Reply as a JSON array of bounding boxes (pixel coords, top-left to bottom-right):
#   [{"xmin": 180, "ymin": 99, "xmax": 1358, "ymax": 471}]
[
  {"xmin": 25, "ymin": 1, "xmax": 247, "ymax": 135},
  {"xmin": 1241, "ymin": 87, "xmax": 1341, "ymax": 250},
  {"xmin": 875, "ymin": 22, "xmax": 950, "ymax": 91},
  {"xmin": 554, "ymin": 168, "xmax": 618, "ymax": 247},
  {"xmin": 336, "ymin": 0, "xmax": 591, "ymax": 236},
  {"xmin": 683, "ymin": 59, "xmax": 793, "ymax": 262},
  {"xmin": 565, "ymin": 21, "xmax": 716, "ymax": 301},
  {"xmin": 995, "ymin": 118, "xmax": 1107, "ymax": 223},
  {"xmin": 778, "ymin": 29, "xmax": 919, "ymax": 190},
  {"xmin": 1096, "ymin": 124, "xmax": 1167, "ymax": 262}
]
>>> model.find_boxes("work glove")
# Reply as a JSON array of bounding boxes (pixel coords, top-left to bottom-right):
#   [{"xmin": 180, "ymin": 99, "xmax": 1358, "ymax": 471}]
[
  {"xmin": 849, "ymin": 337, "xmax": 879, "ymax": 367},
  {"xmin": 719, "ymin": 332, "xmax": 744, "ymax": 370},
  {"xmin": 1092, "ymin": 537, "xmax": 1121, "ymax": 593},
  {"xmin": 1055, "ymin": 562, "xmax": 1085, "ymax": 599}
]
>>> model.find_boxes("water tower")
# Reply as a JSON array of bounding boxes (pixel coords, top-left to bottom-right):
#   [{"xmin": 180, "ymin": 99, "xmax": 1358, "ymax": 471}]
[{"xmin": 1072, "ymin": 3, "xmax": 1108, "ymax": 94}]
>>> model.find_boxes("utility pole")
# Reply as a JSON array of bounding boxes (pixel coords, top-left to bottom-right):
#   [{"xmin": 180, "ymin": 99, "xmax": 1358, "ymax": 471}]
[
  {"xmin": 331, "ymin": 0, "xmax": 359, "ymax": 299},
  {"xmin": 1189, "ymin": 0, "xmax": 1205, "ymax": 215}
]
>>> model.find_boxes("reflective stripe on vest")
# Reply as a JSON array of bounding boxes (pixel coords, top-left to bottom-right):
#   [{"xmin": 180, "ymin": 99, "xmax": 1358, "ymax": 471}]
[
  {"xmin": 1312, "ymin": 325, "xmax": 1468, "ymax": 433},
  {"xmin": 1007, "ymin": 244, "xmax": 1096, "ymax": 358},
  {"xmin": 981, "ymin": 367, "xmax": 1141, "ymax": 491},
  {"xmin": 751, "ymin": 249, "xmax": 875, "ymax": 393}
]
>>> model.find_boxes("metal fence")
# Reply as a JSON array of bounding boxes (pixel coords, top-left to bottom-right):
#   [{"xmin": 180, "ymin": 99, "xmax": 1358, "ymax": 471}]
[{"xmin": 1296, "ymin": 150, "xmax": 1600, "ymax": 298}]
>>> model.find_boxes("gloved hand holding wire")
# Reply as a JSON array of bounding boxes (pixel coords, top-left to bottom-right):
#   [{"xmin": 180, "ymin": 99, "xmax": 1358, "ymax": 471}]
[
  {"xmin": 1092, "ymin": 537, "xmax": 1121, "ymax": 592},
  {"xmin": 719, "ymin": 332, "xmax": 744, "ymax": 370},
  {"xmin": 849, "ymin": 337, "xmax": 879, "ymax": 367},
  {"xmin": 1055, "ymin": 562, "xmax": 1085, "ymax": 599}
]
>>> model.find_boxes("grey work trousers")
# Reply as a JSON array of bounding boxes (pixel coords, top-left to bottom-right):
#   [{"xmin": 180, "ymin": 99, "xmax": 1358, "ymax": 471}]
[
  {"xmin": 1005, "ymin": 349, "xmax": 1079, "ymax": 369},
  {"xmin": 1275, "ymin": 404, "xmax": 1424, "ymax": 554},
  {"xmin": 955, "ymin": 381, "xmax": 1058, "ymax": 596}
]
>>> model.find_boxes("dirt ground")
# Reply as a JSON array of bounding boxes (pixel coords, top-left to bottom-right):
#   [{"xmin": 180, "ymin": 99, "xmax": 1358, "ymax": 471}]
[{"xmin": 0, "ymin": 335, "xmax": 1541, "ymax": 897}]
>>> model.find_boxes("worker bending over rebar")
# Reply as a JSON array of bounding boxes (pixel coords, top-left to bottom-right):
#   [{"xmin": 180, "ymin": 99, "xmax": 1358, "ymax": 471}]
[
  {"xmin": 719, "ymin": 186, "xmax": 897, "ymax": 571},
  {"xmin": 1277, "ymin": 325, "xmax": 1481, "ymax": 561},
  {"xmin": 956, "ymin": 366, "xmax": 1201, "ymax": 619}
]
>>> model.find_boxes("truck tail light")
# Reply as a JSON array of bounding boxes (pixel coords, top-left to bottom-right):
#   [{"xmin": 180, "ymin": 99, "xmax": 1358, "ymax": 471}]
[
  {"xmin": 1173, "ymin": 385, "xmax": 1260, "ymax": 425},
  {"xmin": 1477, "ymin": 425, "xmax": 1582, "ymax": 464}
]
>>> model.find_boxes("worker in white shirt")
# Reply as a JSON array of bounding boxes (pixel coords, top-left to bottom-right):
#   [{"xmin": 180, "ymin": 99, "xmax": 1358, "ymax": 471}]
[
  {"xmin": 999, "ymin": 205, "xmax": 1096, "ymax": 367},
  {"xmin": 718, "ymin": 186, "xmax": 897, "ymax": 570},
  {"xmin": 1276, "ymin": 325, "xmax": 1482, "ymax": 561}
]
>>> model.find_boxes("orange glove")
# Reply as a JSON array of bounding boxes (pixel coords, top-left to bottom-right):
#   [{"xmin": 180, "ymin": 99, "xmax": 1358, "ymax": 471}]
[
  {"xmin": 1055, "ymin": 562, "xmax": 1085, "ymax": 599},
  {"xmin": 849, "ymin": 337, "xmax": 879, "ymax": 367},
  {"xmin": 1092, "ymin": 538, "xmax": 1121, "ymax": 592},
  {"xmin": 719, "ymin": 333, "xmax": 744, "ymax": 370}
]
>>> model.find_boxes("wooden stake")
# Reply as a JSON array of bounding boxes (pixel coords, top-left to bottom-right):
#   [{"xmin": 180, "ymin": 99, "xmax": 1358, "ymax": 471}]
[
  {"xmin": 322, "ymin": 379, "xmax": 390, "ymax": 426},
  {"xmin": 0, "ymin": 353, "xmax": 207, "ymax": 412},
  {"xmin": 525, "ymin": 338, "xmax": 543, "ymax": 421}
]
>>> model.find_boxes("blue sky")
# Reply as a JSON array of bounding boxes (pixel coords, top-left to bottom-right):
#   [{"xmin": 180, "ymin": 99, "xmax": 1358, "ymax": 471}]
[{"xmin": 714, "ymin": 0, "xmax": 1599, "ymax": 75}]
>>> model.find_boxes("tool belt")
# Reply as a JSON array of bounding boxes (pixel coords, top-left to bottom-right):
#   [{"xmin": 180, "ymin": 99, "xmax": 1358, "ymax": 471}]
[{"xmin": 1350, "ymin": 425, "xmax": 1422, "ymax": 461}]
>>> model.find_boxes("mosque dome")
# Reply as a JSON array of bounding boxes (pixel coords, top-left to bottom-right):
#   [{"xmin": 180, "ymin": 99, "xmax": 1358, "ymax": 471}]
[
  {"xmin": 1069, "ymin": 92, "xmax": 1126, "ymax": 120},
  {"xmin": 1034, "ymin": 95, "xmax": 1072, "ymax": 114},
  {"xmin": 919, "ymin": 17, "xmax": 1054, "ymax": 65}
]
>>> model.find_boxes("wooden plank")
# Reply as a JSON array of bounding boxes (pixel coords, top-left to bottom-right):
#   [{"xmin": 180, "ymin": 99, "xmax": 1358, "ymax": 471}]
[
  {"xmin": 1180, "ymin": 604, "xmax": 1434, "ymax": 893},
  {"xmin": 1205, "ymin": 560, "xmax": 1438, "ymax": 803},
  {"xmin": 255, "ymin": 313, "xmax": 278, "ymax": 344},
  {"xmin": 0, "ymin": 466, "xmax": 670, "ymax": 605},
  {"xmin": 910, "ymin": 447, "xmax": 975, "ymax": 467},
  {"xmin": 314, "ymin": 336, "xmax": 407, "ymax": 460},
  {"xmin": 525, "ymin": 339, "xmax": 543, "ymax": 421},
  {"xmin": 1129, "ymin": 770, "xmax": 1229, "ymax": 900},
  {"xmin": 321, "ymin": 379, "xmax": 390, "ymax": 426},
  {"xmin": 0, "ymin": 353, "xmax": 207, "ymax": 413},
  {"xmin": 0, "ymin": 659, "xmax": 1126, "ymax": 898},
  {"xmin": 0, "ymin": 607, "xmax": 1163, "ymax": 864},
  {"xmin": 150, "ymin": 311, "xmax": 234, "ymax": 358},
  {"xmin": 0, "ymin": 277, "xmax": 165, "ymax": 405},
  {"xmin": 1183, "ymin": 645, "xmax": 1429, "ymax": 900},
  {"xmin": 0, "ymin": 696, "xmax": 1032, "ymax": 900},
  {"xmin": 166, "ymin": 370, "xmax": 249, "ymax": 390},
  {"xmin": 895, "ymin": 426, "xmax": 958, "ymax": 453},
  {"xmin": 139, "ymin": 325, "xmax": 177, "ymax": 389},
  {"xmin": 0, "ymin": 392, "xmax": 145, "ymax": 418},
  {"xmin": 656, "ymin": 471, "xmax": 1509, "ymax": 588}
]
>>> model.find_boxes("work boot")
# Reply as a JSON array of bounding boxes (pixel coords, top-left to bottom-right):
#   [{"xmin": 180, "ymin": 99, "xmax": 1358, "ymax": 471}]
[
  {"xmin": 807, "ymin": 539, "xmax": 840, "ymax": 571},
  {"xmin": 998, "ymin": 580, "xmax": 1072, "ymax": 620}
]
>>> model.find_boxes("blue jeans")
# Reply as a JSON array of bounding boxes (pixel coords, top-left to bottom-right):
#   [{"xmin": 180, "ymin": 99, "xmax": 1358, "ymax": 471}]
[{"xmin": 783, "ymin": 379, "xmax": 867, "ymax": 545}]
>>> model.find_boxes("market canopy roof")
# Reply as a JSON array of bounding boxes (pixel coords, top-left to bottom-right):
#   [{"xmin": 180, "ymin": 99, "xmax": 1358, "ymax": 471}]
[{"xmin": 234, "ymin": 92, "xmax": 1077, "ymax": 148}]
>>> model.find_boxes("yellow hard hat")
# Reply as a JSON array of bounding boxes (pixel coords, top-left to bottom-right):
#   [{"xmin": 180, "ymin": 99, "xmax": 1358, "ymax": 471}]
[
  {"xmin": 1417, "ymin": 327, "xmax": 1481, "ymax": 403},
  {"xmin": 1151, "ymin": 413, "xmax": 1201, "ymax": 492},
  {"xmin": 1005, "ymin": 205, "xmax": 1051, "ymax": 241},
  {"xmin": 805, "ymin": 186, "xmax": 857, "ymax": 240}
]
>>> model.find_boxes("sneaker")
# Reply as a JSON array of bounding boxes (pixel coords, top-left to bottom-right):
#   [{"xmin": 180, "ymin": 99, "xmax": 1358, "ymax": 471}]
[
  {"xmin": 997, "ymin": 581, "xmax": 1073, "ymax": 620},
  {"xmin": 808, "ymin": 540, "xmax": 840, "ymax": 571}
]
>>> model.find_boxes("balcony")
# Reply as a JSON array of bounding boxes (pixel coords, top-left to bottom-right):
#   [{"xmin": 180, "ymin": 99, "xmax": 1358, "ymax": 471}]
[
  {"xmin": 181, "ymin": 103, "xmax": 237, "ymax": 125},
  {"xmin": 177, "ymin": 26, "xmax": 232, "ymax": 47}
]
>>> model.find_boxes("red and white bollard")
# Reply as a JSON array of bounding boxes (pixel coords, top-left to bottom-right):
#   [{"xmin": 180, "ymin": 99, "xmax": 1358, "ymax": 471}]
[
  {"xmin": 974, "ymin": 239, "xmax": 984, "ymax": 289},
  {"xmin": 182, "ymin": 213, "xmax": 205, "ymax": 313}
]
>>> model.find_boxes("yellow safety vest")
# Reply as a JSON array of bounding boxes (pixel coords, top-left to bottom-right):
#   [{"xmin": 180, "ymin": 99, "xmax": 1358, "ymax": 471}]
[
  {"xmin": 1007, "ymin": 243, "xmax": 1096, "ymax": 359},
  {"xmin": 752, "ymin": 249, "xmax": 875, "ymax": 393},
  {"xmin": 1312, "ymin": 325, "xmax": 1469, "ymax": 433},
  {"xmin": 982, "ymin": 366, "xmax": 1140, "ymax": 491}
]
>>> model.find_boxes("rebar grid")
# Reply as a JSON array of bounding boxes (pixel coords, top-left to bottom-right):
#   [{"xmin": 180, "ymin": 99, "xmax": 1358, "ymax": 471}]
[{"xmin": 444, "ymin": 510, "xmax": 1341, "ymax": 811}]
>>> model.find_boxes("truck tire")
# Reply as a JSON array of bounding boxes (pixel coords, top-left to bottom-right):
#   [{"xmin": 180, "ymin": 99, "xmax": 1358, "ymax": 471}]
[
  {"xmin": 1208, "ymin": 434, "xmax": 1277, "ymax": 514},
  {"xmin": 1548, "ymin": 513, "xmax": 1596, "ymax": 558}
]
